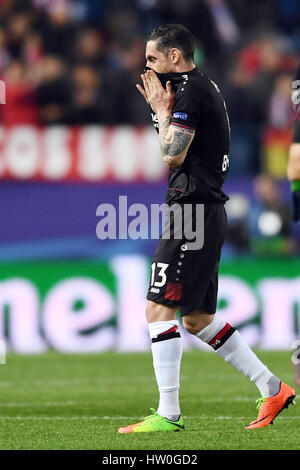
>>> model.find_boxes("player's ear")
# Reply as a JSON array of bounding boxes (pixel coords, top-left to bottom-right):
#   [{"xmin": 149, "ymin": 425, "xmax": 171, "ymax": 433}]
[{"xmin": 170, "ymin": 48, "xmax": 180, "ymax": 64}]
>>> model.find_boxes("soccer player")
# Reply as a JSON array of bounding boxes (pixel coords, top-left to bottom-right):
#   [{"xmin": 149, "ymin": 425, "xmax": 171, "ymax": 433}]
[
  {"xmin": 288, "ymin": 62, "xmax": 300, "ymax": 387},
  {"xmin": 118, "ymin": 24, "xmax": 295, "ymax": 433},
  {"xmin": 288, "ymin": 62, "xmax": 300, "ymax": 224}
]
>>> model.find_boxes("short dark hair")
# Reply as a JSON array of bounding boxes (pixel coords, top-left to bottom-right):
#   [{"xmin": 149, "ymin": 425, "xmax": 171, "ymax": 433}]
[{"xmin": 148, "ymin": 24, "xmax": 195, "ymax": 62}]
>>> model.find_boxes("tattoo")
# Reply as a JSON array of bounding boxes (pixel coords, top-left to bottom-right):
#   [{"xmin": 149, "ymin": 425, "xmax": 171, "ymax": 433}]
[
  {"xmin": 158, "ymin": 117, "xmax": 195, "ymax": 167},
  {"xmin": 161, "ymin": 128, "xmax": 194, "ymax": 156},
  {"xmin": 158, "ymin": 116, "xmax": 170, "ymax": 136}
]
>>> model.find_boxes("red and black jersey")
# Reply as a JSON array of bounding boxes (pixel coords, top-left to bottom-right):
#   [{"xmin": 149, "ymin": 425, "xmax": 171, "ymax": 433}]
[
  {"xmin": 292, "ymin": 63, "xmax": 300, "ymax": 143},
  {"xmin": 150, "ymin": 67, "xmax": 230, "ymax": 205}
]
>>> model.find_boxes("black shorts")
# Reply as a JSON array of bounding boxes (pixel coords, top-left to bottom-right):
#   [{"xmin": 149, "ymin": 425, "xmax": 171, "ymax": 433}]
[{"xmin": 146, "ymin": 203, "xmax": 228, "ymax": 316}]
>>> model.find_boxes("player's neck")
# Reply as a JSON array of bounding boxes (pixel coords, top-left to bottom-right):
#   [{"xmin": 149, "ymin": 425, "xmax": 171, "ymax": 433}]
[{"xmin": 172, "ymin": 61, "xmax": 196, "ymax": 73}]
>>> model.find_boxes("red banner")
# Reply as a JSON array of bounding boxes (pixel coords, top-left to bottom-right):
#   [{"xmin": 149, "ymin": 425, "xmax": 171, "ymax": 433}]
[{"xmin": 0, "ymin": 125, "xmax": 168, "ymax": 182}]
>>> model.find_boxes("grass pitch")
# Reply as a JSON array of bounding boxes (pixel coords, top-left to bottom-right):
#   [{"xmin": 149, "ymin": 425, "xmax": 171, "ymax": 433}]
[{"xmin": 0, "ymin": 350, "xmax": 298, "ymax": 450}]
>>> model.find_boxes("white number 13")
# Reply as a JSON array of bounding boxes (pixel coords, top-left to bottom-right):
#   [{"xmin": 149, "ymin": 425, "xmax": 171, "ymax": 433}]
[{"xmin": 151, "ymin": 262, "xmax": 169, "ymax": 287}]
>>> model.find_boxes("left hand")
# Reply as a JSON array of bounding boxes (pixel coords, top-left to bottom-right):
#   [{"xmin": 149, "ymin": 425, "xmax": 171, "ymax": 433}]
[{"xmin": 136, "ymin": 69, "xmax": 174, "ymax": 118}]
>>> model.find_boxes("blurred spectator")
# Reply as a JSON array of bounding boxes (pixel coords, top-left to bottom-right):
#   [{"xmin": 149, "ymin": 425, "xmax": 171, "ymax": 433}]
[
  {"xmin": 69, "ymin": 0, "xmax": 109, "ymax": 26},
  {"xmin": 205, "ymin": 0, "xmax": 240, "ymax": 47},
  {"xmin": 72, "ymin": 28, "xmax": 106, "ymax": 68},
  {"xmin": 66, "ymin": 64, "xmax": 103, "ymax": 125},
  {"xmin": 248, "ymin": 173, "xmax": 297, "ymax": 256},
  {"xmin": 222, "ymin": 61, "xmax": 261, "ymax": 175},
  {"xmin": 154, "ymin": 0, "xmax": 222, "ymax": 60},
  {"xmin": 227, "ymin": 0, "xmax": 275, "ymax": 34},
  {"xmin": 6, "ymin": 10, "xmax": 34, "ymax": 59},
  {"xmin": 224, "ymin": 193, "xmax": 251, "ymax": 255},
  {"xmin": 247, "ymin": 37, "xmax": 282, "ymax": 124},
  {"xmin": 34, "ymin": 56, "xmax": 69, "ymax": 124},
  {"xmin": 109, "ymin": 36, "xmax": 150, "ymax": 124},
  {"xmin": 38, "ymin": 1, "xmax": 75, "ymax": 58},
  {"xmin": 65, "ymin": 64, "xmax": 122, "ymax": 125},
  {"xmin": 2, "ymin": 60, "xmax": 39, "ymax": 125},
  {"xmin": 251, "ymin": 173, "xmax": 291, "ymax": 235},
  {"xmin": 268, "ymin": 73, "xmax": 294, "ymax": 129},
  {"xmin": 0, "ymin": 27, "xmax": 10, "ymax": 70},
  {"xmin": 275, "ymin": 0, "xmax": 300, "ymax": 35},
  {"xmin": 23, "ymin": 31, "xmax": 44, "ymax": 66}
]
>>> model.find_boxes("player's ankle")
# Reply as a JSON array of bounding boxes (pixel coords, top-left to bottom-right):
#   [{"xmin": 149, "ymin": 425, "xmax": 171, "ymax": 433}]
[{"xmin": 254, "ymin": 372, "xmax": 281, "ymax": 397}]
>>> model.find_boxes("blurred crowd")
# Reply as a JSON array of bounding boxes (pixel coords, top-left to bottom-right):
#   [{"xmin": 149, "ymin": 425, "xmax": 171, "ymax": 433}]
[
  {"xmin": 1, "ymin": 0, "xmax": 300, "ymax": 256},
  {"xmin": 0, "ymin": 0, "xmax": 299, "ymax": 131},
  {"xmin": 224, "ymin": 172, "xmax": 300, "ymax": 258}
]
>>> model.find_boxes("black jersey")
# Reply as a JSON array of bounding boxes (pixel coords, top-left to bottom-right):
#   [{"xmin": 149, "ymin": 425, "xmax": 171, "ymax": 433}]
[
  {"xmin": 292, "ymin": 63, "xmax": 300, "ymax": 143},
  {"xmin": 150, "ymin": 67, "xmax": 230, "ymax": 205}
]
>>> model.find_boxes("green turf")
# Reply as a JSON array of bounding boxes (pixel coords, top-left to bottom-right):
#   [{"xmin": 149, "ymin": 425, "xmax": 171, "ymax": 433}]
[{"xmin": 0, "ymin": 350, "xmax": 298, "ymax": 450}]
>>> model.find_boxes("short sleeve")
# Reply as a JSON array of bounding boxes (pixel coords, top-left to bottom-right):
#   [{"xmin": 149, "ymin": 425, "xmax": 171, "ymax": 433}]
[
  {"xmin": 292, "ymin": 63, "xmax": 300, "ymax": 141},
  {"xmin": 293, "ymin": 120, "xmax": 300, "ymax": 143},
  {"xmin": 170, "ymin": 81, "xmax": 201, "ymax": 130},
  {"xmin": 294, "ymin": 64, "xmax": 300, "ymax": 81}
]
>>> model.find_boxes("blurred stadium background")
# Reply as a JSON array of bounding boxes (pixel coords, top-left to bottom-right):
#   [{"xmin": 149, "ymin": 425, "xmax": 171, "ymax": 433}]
[{"xmin": 1, "ymin": 0, "xmax": 300, "ymax": 356}]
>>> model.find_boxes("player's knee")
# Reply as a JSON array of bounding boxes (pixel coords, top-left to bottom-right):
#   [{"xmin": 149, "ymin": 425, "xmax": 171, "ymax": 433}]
[
  {"xmin": 182, "ymin": 317, "xmax": 200, "ymax": 335},
  {"xmin": 182, "ymin": 312, "xmax": 215, "ymax": 335}
]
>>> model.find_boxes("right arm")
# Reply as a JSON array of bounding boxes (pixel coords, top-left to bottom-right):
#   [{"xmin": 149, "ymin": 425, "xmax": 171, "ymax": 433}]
[{"xmin": 157, "ymin": 115, "xmax": 195, "ymax": 168}]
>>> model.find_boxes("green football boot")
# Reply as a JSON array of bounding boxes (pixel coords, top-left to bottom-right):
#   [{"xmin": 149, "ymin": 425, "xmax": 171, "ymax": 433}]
[{"xmin": 118, "ymin": 408, "xmax": 184, "ymax": 433}]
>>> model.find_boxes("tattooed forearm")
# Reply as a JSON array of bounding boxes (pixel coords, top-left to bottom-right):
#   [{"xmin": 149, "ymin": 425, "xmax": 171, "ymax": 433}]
[
  {"xmin": 158, "ymin": 116, "xmax": 171, "ymax": 138},
  {"xmin": 157, "ymin": 117, "xmax": 195, "ymax": 166},
  {"xmin": 161, "ymin": 128, "xmax": 194, "ymax": 156}
]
